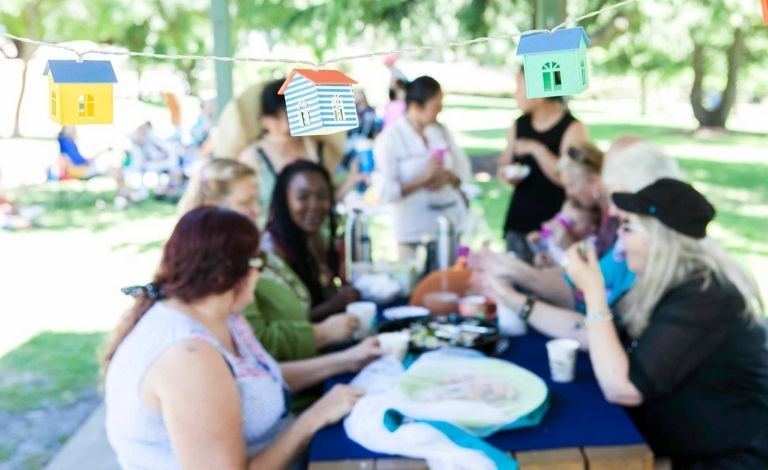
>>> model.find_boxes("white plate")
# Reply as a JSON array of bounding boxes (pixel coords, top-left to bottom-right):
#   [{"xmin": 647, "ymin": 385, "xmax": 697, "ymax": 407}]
[
  {"xmin": 502, "ymin": 164, "xmax": 531, "ymax": 180},
  {"xmin": 383, "ymin": 306, "xmax": 430, "ymax": 320}
]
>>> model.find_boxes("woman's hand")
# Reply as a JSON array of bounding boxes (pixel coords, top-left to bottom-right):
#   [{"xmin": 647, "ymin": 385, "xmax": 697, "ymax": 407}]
[
  {"xmin": 471, "ymin": 270, "xmax": 525, "ymax": 310},
  {"xmin": 419, "ymin": 157, "xmax": 442, "ymax": 188},
  {"xmin": 304, "ymin": 384, "xmax": 365, "ymax": 429},
  {"xmin": 339, "ymin": 336, "xmax": 386, "ymax": 373},
  {"xmin": 336, "ymin": 285, "xmax": 360, "ymax": 304},
  {"xmin": 470, "ymin": 249, "xmax": 527, "ymax": 282},
  {"xmin": 564, "ymin": 243, "xmax": 605, "ymax": 300},
  {"xmin": 514, "ymin": 138, "xmax": 548, "ymax": 161},
  {"xmin": 314, "ymin": 314, "xmax": 359, "ymax": 349},
  {"xmin": 426, "ymin": 169, "xmax": 460, "ymax": 191}
]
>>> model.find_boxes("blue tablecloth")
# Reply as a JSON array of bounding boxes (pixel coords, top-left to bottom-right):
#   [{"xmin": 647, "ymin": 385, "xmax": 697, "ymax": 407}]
[{"xmin": 309, "ymin": 329, "xmax": 646, "ymax": 461}]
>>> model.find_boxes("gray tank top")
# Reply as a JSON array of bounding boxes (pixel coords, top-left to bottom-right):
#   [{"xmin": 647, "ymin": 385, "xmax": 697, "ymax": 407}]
[{"xmin": 105, "ymin": 302, "xmax": 295, "ymax": 469}]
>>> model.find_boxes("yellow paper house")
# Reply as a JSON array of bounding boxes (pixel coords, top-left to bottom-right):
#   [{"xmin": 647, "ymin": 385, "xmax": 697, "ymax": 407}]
[{"xmin": 44, "ymin": 60, "xmax": 118, "ymax": 125}]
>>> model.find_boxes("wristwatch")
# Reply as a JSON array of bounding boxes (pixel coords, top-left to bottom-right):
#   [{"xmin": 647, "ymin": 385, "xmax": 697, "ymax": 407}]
[{"xmin": 517, "ymin": 295, "xmax": 537, "ymax": 322}]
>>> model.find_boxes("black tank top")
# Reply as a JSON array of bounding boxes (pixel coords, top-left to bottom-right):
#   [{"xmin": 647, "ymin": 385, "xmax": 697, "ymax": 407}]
[{"xmin": 503, "ymin": 112, "xmax": 575, "ymax": 233}]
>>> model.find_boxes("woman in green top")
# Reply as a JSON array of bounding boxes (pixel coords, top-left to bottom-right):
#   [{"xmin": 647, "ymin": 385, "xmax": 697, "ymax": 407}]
[
  {"xmin": 262, "ymin": 160, "xmax": 361, "ymax": 324},
  {"xmin": 178, "ymin": 159, "xmax": 359, "ymax": 363}
]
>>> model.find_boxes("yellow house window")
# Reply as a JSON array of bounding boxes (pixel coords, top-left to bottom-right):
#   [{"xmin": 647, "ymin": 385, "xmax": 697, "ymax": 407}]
[
  {"xmin": 51, "ymin": 91, "xmax": 57, "ymax": 116},
  {"xmin": 78, "ymin": 94, "xmax": 95, "ymax": 117}
]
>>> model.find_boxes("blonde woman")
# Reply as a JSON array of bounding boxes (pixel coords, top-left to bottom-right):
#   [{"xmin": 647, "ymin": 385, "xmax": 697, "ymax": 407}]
[
  {"xmin": 565, "ymin": 178, "xmax": 768, "ymax": 467},
  {"xmin": 178, "ymin": 159, "xmax": 359, "ymax": 365}
]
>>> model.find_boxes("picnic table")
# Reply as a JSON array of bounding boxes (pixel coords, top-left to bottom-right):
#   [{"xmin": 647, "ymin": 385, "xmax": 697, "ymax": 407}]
[{"xmin": 308, "ymin": 325, "xmax": 653, "ymax": 469}]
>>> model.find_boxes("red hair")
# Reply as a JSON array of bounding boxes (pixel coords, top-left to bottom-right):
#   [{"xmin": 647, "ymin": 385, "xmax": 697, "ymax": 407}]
[{"xmin": 103, "ymin": 206, "xmax": 260, "ymax": 368}]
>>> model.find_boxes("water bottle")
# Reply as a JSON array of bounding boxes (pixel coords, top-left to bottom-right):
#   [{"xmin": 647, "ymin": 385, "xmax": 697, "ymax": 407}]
[
  {"xmin": 344, "ymin": 209, "xmax": 372, "ymax": 281},
  {"xmin": 436, "ymin": 216, "xmax": 459, "ymax": 270},
  {"xmin": 354, "ymin": 139, "xmax": 375, "ymax": 193}
]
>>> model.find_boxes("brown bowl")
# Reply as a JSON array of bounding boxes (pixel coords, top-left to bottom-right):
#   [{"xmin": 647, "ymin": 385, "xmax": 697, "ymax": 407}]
[
  {"xmin": 422, "ymin": 291, "xmax": 460, "ymax": 315},
  {"xmin": 410, "ymin": 268, "xmax": 472, "ymax": 309}
]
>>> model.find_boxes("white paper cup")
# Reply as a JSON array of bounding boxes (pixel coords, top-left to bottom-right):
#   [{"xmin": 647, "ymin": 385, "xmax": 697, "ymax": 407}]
[
  {"xmin": 545, "ymin": 338, "xmax": 580, "ymax": 383},
  {"xmin": 458, "ymin": 295, "xmax": 487, "ymax": 318},
  {"xmin": 346, "ymin": 301, "xmax": 377, "ymax": 339},
  {"xmin": 378, "ymin": 331, "xmax": 410, "ymax": 362},
  {"xmin": 496, "ymin": 303, "xmax": 528, "ymax": 336}
]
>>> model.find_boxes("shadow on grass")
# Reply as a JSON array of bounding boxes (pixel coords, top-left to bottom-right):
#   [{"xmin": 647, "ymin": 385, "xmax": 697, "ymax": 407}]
[
  {"xmin": 679, "ymin": 158, "xmax": 768, "ymax": 203},
  {"xmin": 10, "ymin": 182, "xmax": 177, "ymax": 233},
  {"xmin": 0, "ymin": 332, "xmax": 105, "ymax": 412}
]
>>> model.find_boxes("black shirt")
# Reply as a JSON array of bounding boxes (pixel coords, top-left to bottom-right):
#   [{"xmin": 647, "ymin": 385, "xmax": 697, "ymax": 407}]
[
  {"xmin": 624, "ymin": 275, "xmax": 768, "ymax": 464},
  {"xmin": 503, "ymin": 112, "xmax": 575, "ymax": 234}
]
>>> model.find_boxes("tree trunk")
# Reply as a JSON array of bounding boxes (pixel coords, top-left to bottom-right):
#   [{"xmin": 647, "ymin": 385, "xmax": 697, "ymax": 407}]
[
  {"xmin": 11, "ymin": 45, "xmax": 32, "ymax": 137},
  {"xmin": 640, "ymin": 75, "xmax": 648, "ymax": 116},
  {"xmin": 690, "ymin": 28, "xmax": 745, "ymax": 129}
]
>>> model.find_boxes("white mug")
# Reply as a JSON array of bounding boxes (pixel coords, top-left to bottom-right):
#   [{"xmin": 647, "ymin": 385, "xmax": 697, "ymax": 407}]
[
  {"xmin": 346, "ymin": 301, "xmax": 377, "ymax": 339},
  {"xmin": 497, "ymin": 303, "xmax": 528, "ymax": 336}
]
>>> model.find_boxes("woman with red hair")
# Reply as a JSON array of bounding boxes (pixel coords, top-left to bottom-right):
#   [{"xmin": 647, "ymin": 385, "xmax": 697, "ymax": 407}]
[{"xmin": 103, "ymin": 206, "xmax": 382, "ymax": 469}]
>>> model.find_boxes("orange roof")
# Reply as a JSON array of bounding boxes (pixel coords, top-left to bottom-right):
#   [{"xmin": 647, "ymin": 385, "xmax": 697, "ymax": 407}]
[{"xmin": 278, "ymin": 69, "xmax": 358, "ymax": 95}]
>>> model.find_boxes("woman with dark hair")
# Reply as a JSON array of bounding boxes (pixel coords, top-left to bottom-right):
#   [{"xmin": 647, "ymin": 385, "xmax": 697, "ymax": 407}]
[
  {"xmin": 498, "ymin": 68, "xmax": 588, "ymax": 261},
  {"xmin": 264, "ymin": 160, "xmax": 359, "ymax": 322},
  {"xmin": 178, "ymin": 159, "xmax": 360, "ymax": 368},
  {"xmin": 375, "ymin": 75, "xmax": 472, "ymax": 258},
  {"xmin": 104, "ymin": 206, "xmax": 382, "ymax": 469}
]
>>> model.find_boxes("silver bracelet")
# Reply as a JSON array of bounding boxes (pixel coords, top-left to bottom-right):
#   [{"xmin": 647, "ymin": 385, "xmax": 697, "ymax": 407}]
[{"xmin": 585, "ymin": 310, "xmax": 614, "ymax": 327}]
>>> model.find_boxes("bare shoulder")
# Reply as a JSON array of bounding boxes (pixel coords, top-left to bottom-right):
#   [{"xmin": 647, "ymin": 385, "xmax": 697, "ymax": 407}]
[
  {"xmin": 560, "ymin": 120, "xmax": 588, "ymax": 154},
  {"xmin": 143, "ymin": 338, "xmax": 235, "ymax": 409}
]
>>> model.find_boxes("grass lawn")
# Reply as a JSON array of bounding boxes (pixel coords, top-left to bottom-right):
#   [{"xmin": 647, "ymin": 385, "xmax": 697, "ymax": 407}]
[{"xmin": 0, "ymin": 332, "xmax": 105, "ymax": 411}]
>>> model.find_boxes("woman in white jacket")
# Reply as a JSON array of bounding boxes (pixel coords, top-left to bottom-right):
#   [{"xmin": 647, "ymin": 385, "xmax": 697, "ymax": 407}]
[{"xmin": 374, "ymin": 76, "xmax": 472, "ymax": 259}]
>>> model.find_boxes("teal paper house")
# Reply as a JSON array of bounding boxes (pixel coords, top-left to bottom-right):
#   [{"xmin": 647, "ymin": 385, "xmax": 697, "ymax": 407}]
[
  {"xmin": 516, "ymin": 27, "xmax": 590, "ymax": 99},
  {"xmin": 278, "ymin": 69, "xmax": 359, "ymax": 136}
]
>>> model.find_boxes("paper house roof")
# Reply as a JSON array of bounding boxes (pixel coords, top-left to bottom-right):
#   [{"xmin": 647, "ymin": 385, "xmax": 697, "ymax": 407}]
[
  {"xmin": 44, "ymin": 60, "xmax": 118, "ymax": 84},
  {"xmin": 278, "ymin": 69, "xmax": 357, "ymax": 95},
  {"xmin": 516, "ymin": 27, "xmax": 590, "ymax": 55}
]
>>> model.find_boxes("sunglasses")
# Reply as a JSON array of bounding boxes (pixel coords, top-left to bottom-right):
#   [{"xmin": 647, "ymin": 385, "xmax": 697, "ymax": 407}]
[
  {"xmin": 248, "ymin": 252, "xmax": 267, "ymax": 272},
  {"xmin": 566, "ymin": 147, "xmax": 600, "ymax": 170},
  {"xmin": 619, "ymin": 219, "xmax": 645, "ymax": 234}
]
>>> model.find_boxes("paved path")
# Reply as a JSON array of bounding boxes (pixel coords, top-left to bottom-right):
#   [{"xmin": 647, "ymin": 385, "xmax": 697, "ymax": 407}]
[{"xmin": 44, "ymin": 403, "xmax": 119, "ymax": 470}]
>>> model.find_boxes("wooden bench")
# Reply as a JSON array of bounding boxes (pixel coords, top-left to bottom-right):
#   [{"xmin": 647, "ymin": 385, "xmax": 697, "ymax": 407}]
[{"xmin": 309, "ymin": 444, "xmax": 653, "ymax": 469}]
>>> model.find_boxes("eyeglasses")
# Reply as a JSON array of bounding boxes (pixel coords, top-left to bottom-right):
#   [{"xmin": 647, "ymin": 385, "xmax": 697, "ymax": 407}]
[
  {"xmin": 566, "ymin": 146, "xmax": 600, "ymax": 170},
  {"xmin": 619, "ymin": 219, "xmax": 645, "ymax": 234},
  {"xmin": 248, "ymin": 252, "xmax": 267, "ymax": 272}
]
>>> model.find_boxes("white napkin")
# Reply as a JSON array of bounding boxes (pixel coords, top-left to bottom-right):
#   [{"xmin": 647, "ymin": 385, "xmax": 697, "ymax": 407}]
[{"xmin": 343, "ymin": 356, "xmax": 495, "ymax": 470}]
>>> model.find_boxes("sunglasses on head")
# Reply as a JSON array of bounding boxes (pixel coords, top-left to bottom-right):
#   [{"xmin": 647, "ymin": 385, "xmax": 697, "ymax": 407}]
[
  {"xmin": 567, "ymin": 147, "xmax": 599, "ymax": 169},
  {"xmin": 248, "ymin": 252, "xmax": 267, "ymax": 272}
]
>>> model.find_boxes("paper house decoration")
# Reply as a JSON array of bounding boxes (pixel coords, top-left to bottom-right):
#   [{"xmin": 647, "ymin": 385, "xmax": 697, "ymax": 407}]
[
  {"xmin": 278, "ymin": 69, "xmax": 359, "ymax": 136},
  {"xmin": 44, "ymin": 60, "xmax": 118, "ymax": 125},
  {"xmin": 762, "ymin": 0, "xmax": 768, "ymax": 25},
  {"xmin": 516, "ymin": 27, "xmax": 590, "ymax": 99}
]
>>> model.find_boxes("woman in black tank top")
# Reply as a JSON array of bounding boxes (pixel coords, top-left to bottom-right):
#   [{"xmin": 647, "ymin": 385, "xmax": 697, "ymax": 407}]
[{"xmin": 497, "ymin": 69, "xmax": 588, "ymax": 261}]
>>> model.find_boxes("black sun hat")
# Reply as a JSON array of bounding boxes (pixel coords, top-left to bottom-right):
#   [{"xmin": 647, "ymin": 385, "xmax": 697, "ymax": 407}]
[{"xmin": 611, "ymin": 178, "xmax": 716, "ymax": 239}]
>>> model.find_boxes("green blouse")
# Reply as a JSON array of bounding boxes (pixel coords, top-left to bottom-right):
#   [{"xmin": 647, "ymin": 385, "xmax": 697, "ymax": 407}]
[{"xmin": 243, "ymin": 251, "xmax": 316, "ymax": 362}]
